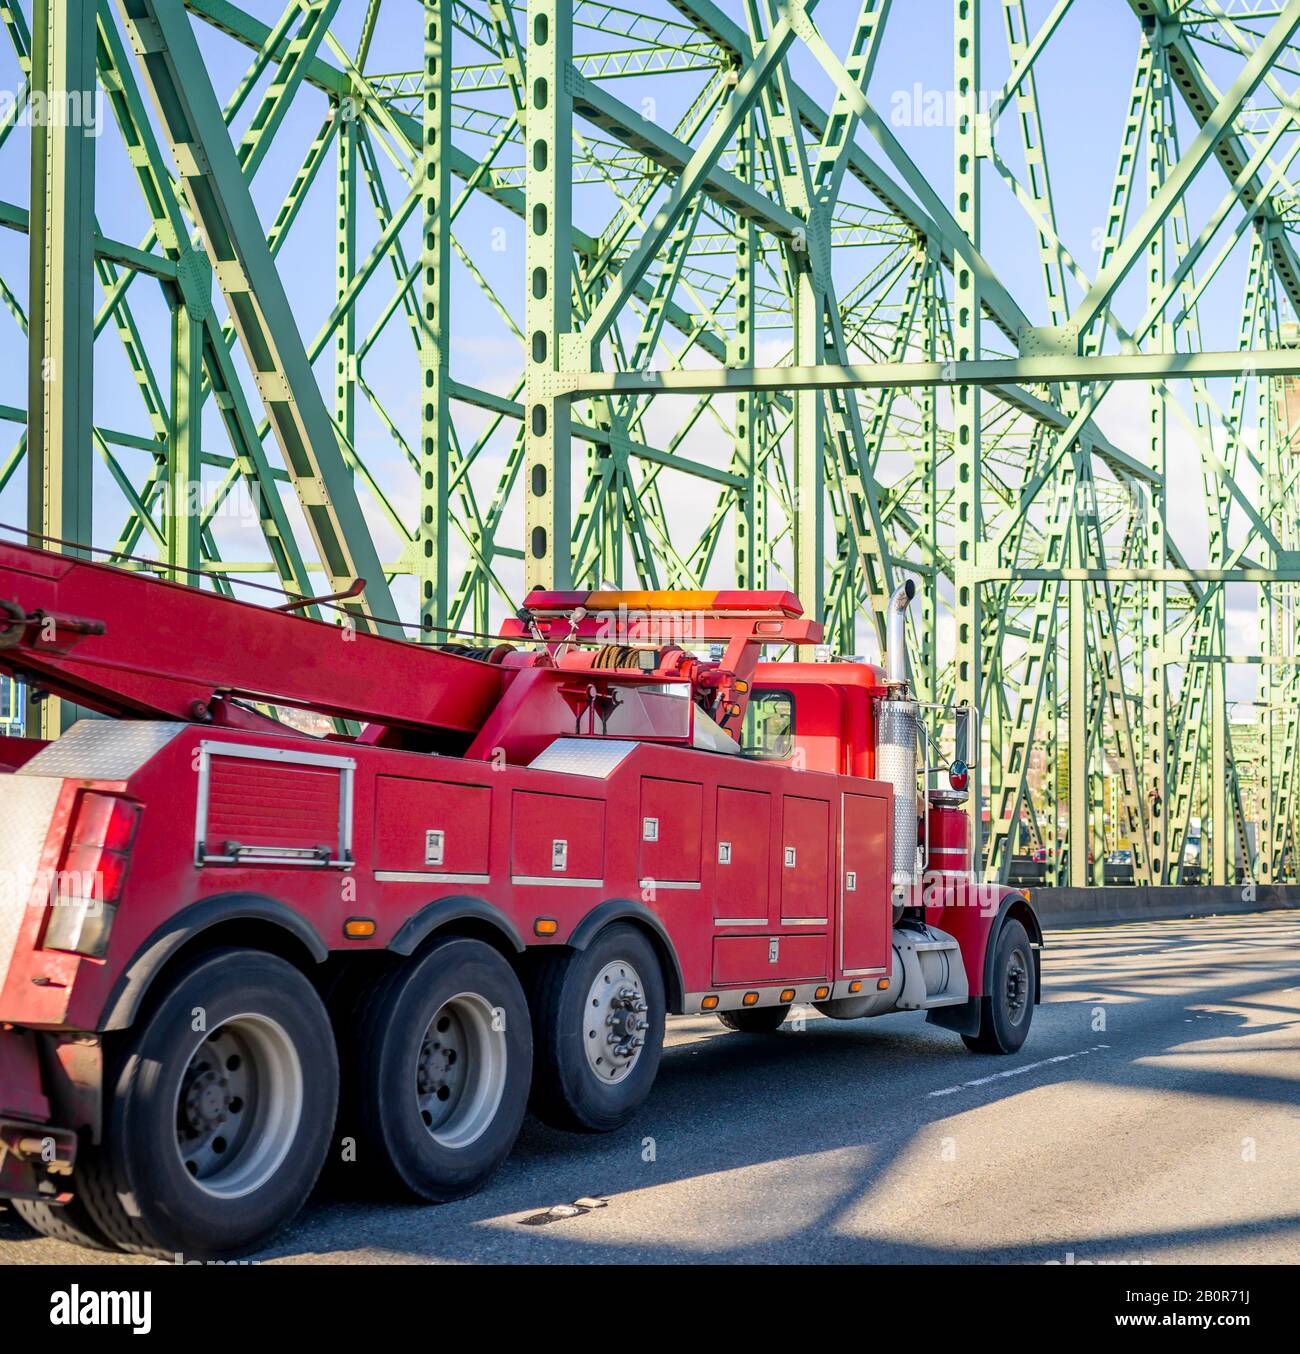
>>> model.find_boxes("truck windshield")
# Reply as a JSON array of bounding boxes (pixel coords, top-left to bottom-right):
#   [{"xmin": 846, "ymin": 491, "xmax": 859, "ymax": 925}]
[{"xmin": 741, "ymin": 689, "xmax": 794, "ymax": 758}]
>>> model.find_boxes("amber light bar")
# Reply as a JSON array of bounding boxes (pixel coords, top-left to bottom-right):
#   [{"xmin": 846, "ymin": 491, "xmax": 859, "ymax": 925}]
[{"xmin": 521, "ymin": 589, "xmax": 804, "ymax": 619}]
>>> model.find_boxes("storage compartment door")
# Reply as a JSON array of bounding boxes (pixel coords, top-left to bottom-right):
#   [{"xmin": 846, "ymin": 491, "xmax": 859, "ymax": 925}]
[
  {"xmin": 712, "ymin": 933, "xmax": 828, "ymax": 986},
  {"xmin": 840, "ymin": 792, "xmax": 890, "ymax": 973},
  {"xmin": 511, "ymin": 791, "xmax": 605, "ymax": 884},
  {"xmin": 714, "ymin": 787, "xmax": 770, "ymax": 923},
  {"xmin": 780, "ymin": 795, "xmax": 830, "ymax": 923},
  {"xmin": 638, "ymin": 777, "xmax": 703, "ymax": 886},
  {"xmin": 373, "ymin": 777, "xmax": 491, "ymax": 881}
]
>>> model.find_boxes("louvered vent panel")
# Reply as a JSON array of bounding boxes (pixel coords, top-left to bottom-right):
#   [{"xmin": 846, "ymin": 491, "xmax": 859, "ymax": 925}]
[{"xmin": 205, "ymin": 757, "xmax": 340, "ymax": 854}]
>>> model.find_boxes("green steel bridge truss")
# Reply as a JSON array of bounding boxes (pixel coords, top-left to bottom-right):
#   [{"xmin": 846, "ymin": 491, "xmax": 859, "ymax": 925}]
[{"xmin": 2, "ymin": 0, "xmax": 1299, "ymax": 886}]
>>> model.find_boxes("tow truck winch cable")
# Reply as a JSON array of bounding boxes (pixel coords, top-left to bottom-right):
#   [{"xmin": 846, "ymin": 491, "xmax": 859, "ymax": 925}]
[{"xmin": 0, "ymin": 521, "xmax": 506, "ymax": 644}]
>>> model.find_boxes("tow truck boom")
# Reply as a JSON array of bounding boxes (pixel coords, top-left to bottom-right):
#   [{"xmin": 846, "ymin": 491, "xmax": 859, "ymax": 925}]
[{"xmin": 0, "ymin": 541, "xmax": 504, "ymax": 736}]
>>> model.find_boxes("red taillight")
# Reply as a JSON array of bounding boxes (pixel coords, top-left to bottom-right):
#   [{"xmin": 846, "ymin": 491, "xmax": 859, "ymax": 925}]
[
  {"xmin": 41, "ymin": 792, "xmax": 141, "ymax": 957},
  {"xmin": 60, "ymin": 843, "xmax": 131, "ymax": 903},
  {"xmin": 62, "ymin": 793, "xmax": 139, "ymax": 906},
  {"xmin": 68, "ymin": 792, "xmax": 140, "ymax": 855}
]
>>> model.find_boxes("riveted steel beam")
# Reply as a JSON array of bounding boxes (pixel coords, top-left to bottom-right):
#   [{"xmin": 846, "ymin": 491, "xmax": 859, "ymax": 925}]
[{"xmin": 116, "ymin": 0, "xmax": 397, "ymax": 634}]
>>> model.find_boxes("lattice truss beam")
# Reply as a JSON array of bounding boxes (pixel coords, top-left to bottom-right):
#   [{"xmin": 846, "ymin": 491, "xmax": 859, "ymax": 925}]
[{"xmin": 1, "ymin": 0, "xmax": 1299, "ymax": 882}]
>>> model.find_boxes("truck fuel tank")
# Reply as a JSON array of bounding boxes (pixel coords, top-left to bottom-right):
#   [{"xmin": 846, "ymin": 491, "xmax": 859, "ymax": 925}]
[{"xmin": 814, "ymin": 923, "xmax": 969, "ymax": 1020}]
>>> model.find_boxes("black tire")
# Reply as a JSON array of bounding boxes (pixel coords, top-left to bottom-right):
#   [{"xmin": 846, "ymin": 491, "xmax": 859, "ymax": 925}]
[
  {"xmin": 962, "ymin": 919, "xmax": 1034, "ymax": 1054},
  {"xmin": 341, "ymin": 938, "xmax": 531, "ymax": 1202},
  {"xmin": 530, "ymin": 923, "xmax": 666, "ymax": 1133},
  {"xmin": 12, "ymin": 1194, "xmax": 112, "ymax": 1251},
  {"xmin": 716, "ymin": 1005, "xmax": 791, "ymax": 1033},
  {"xmin": 78, "ymin": 947, "xmax": 338, "ymax": 1259}
]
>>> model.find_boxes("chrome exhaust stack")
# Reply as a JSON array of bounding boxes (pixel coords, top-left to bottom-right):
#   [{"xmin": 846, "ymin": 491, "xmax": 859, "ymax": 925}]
[{"xmin": 886, "ymin": 578, "xmax": 915, "ymax": 686}]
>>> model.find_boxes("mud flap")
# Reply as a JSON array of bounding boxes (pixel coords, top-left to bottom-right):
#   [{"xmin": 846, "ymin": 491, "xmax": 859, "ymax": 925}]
[{"xmin": 926, "ymin": 995, "xmax": 985, "ymax": 1038}]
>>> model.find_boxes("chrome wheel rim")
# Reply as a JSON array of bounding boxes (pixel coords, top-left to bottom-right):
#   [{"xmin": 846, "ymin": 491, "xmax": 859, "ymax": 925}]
[
  {"xmin": 174, "ymin": 1014, "xmax": 303, "ymax": 1200},
  {"xmin": 583, "ymin": 960, "xmax": 648, "ymax": 1084},
  {"xmin": 416, "ymin": 992, "xmax": 507, "ymax": 1150},
  {"xmin": 1005, "ymin": 947, "xmax": 1030, "ymax": 1026}
]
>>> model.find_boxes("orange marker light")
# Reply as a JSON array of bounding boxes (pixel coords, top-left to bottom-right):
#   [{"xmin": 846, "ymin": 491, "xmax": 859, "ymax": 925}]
[
  {"xmin": 877, "ymin": 977, "xmax": 890, "ymax": 990},
  {"xmin": 848, "ymin": 980, "xmax": 863, "ymax": 994},
  {"xmin": 701, "ymin": 995, "xmax": 719, "ymax": 1010},
  {"xmin": 742, "ymin": 991, "xmax": 760, "ymax": 1007},
  {"xmin": 343, "ymin": 918, "xmax": 376, "ymax": 939},
  {"xmin": 814, "ymin": 985, "xmax": 830, "ymax": 1001},
  {"xmin": 780, "ymin": 988, "xmax": 796, "ymax": 1003},
  {"xmin": 534, "ymin": 917, "xmax": 559, "ymax": 937}
]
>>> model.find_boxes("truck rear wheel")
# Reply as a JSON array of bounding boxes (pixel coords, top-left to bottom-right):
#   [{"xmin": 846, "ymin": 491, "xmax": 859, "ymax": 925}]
[
  {"xmin": 343, "ymin": 938, "xmax": 531, "ymax": 1202},
  {"xmin": 530, "ymin": 923, "xmax": 665, "ymax": 1133},
  {"xmin": 716, "ymin": 1004, "xmax": 791, "ymax": 1034},
  {"xmin": 962, "ymin": 918, "xmax": 1034, "ymax": 1054},
  {"xmin": 78, "ymin": 947, "xmax": 338, "ymax": 1259},
  {"xmin": 12, "ymin": 1195, "xmax": 111, "ymax": 1251}
]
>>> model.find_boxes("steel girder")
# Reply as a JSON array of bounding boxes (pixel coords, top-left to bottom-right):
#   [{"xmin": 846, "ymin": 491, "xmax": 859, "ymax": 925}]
[{"xmin": 2, "ymin": 0, "xmax": 1300, "ymax": 882}]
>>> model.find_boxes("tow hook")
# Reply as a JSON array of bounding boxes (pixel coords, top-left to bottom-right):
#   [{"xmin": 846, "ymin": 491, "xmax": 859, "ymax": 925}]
[{"xmin": 0, "ymin": 599, "xmax": 107, "ymax": 654}]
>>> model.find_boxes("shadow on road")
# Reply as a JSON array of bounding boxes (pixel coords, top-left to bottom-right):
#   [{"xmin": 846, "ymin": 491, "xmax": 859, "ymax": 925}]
[{"xmin": 3, "ymin": 915, "xmax": 1297, "ymax": 1264}]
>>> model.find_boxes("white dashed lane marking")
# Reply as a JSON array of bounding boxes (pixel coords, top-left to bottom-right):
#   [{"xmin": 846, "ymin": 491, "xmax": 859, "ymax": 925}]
[{"xmin": 927, "ymin": 1044, "xmax": 1111, "ymax": 1098}]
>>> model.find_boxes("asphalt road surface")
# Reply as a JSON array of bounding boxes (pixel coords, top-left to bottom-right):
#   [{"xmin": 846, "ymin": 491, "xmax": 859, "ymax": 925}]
[{"xmin": 3, "ymin": 910, "xmax": 1298, "ymax": 1265}]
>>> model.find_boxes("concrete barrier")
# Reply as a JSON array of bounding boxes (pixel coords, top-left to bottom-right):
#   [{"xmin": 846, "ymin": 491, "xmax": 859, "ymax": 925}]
[{"xmin": 1029, "ymin": 883, "xmax": 1300, "ymax": 930}]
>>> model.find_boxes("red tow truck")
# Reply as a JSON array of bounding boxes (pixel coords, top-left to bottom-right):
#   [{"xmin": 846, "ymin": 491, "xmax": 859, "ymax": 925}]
[{"xmin": 0, "ymin": 541, "xmax": 1040, "ymax": 1256}]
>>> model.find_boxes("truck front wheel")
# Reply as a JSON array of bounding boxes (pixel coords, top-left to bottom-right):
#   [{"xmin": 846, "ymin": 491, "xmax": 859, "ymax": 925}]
[
  {"xmin": 962, "ymin": 918, "xmax": 1034, "ymax": 1054},
  {"xmin": 530, "ymin": 923, "xmax": 666, "ymax": 1133},
  {"xmin": 78, "ymin": 947, "xmax": 338, "ymax": 1258},
  {"xmin": 342, "ymin": 938, "xmax": 531, "ymax": 1202}
]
